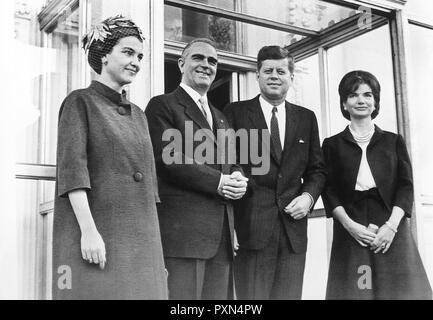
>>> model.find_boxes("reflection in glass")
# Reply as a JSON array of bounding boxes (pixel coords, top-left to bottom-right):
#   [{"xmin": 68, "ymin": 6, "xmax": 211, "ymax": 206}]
[
  {"xmin": 14, "ymin": 0, "xmax": 80, "ymax": 165},
  {"xmin": 187, "ymin": 0, "xmax": 358, "ymax": 31},
  {"xmin": 165, "ymin": 5, "xmax": 237, "ymax": 52},
  {"xmin": 165, "ymin": 5, "xmax": 304, "ymax": 56}
]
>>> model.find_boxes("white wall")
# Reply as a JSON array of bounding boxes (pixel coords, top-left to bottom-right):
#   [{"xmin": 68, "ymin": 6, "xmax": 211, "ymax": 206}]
[
  {"xmin": 0, "ymin": 0, "xmax": 19, "ymax": 300},
  {"xmin": 406, "ymin": 22, "xmax": 433, "ymax": 285},
  {"xmin": 302, "ymin": 217, "xmax": 330, "ymax": 299}
]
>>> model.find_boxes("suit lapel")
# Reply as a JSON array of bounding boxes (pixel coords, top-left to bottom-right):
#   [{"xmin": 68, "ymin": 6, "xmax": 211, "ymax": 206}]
[
  {"xmin": 368, "ymin": 125, "xmax": 384, "ymax": 149},
  {"xmin": 340, "ymin": 126, "xmax": 363, "ymax": 190},
  {"xmin": 366, "ymin": 125, "xmax": 386, "ymax": 193},
  {"xmin": 210, "ymin": 103, "xmax": 225, "ymax": 131},
  {"xmin": 248, "ymin": 96, "xmax": 280, "ymax": 166},
  {"xmin": 210, "ymin": 104, "xmax": 232, "ymax": 173},
  {"xmin": 247, "ymin": 96, "xmax": 268, "ymax": 131},
  {"xmin": 176, "ymin": 87, "xmax": 213, "ymax": 131},
  {"xmin": 175, "ymin": 87, "xmax": 216, "ymax": 146},
  {"xmin": 280, "ymin": 102, "xmax": 299, "ymax": 164},
  {"xmin": 341, "ymin": 125, "xmax": 357, "ymax": 145}
]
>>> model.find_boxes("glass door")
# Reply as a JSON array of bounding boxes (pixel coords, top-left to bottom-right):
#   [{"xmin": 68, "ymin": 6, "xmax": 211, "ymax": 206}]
[{"xmin": 13, "ymin": 0, "xmax": 81, "ymax": 299}]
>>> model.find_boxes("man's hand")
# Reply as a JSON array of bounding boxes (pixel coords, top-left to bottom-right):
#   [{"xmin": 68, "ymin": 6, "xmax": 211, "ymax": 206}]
[
  {"xmin": 218, "ymin": 172, "xmax": 248, "ymax": 200},
  {"xmin": 284, "ymin": 194, "xmax": 312, "ymax": 220},
  {"xmin": 233, "ymin": 230, "xmax": 240, "ymax": 256}
]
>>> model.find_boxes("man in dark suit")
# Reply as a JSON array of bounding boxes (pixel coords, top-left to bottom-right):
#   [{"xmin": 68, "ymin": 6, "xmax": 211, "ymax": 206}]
[
  {"xmin": 224, "ymin": 46, "xmax": 326, "ymax": 299},
  {"xmin": 145, "ymin": 38, "xmax": 248, "ymax": 300}
]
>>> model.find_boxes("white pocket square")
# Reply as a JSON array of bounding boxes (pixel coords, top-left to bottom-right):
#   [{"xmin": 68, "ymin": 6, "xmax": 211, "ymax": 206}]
[{"xmin": 299, "ymin": 140, "xmax": 305, "ymax": 144}]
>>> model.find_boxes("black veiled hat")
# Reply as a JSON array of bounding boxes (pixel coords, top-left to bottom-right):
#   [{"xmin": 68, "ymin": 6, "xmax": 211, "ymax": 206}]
[{"xmin": 82, "ymin": 15, "xmax": 145, "ymax": 74}]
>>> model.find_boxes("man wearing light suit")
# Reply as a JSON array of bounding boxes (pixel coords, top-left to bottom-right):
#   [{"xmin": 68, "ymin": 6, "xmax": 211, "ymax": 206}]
[
  {"xmin": 224, "ymin": 46, "xmax": 326, "ymax": 299},
  {"xmin": 145, "ymin": 39, "xmax": 248, "ymax": 300}
]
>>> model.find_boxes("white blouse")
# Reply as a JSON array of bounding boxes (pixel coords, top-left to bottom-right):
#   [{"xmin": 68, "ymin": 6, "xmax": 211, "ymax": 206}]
[{"xmin": 349, "ymin": 126, "xmax": 377, "ymax": 191}]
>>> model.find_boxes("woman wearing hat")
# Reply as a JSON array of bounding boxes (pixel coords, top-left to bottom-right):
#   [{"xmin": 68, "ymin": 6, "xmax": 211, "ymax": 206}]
[
  {"xmin": 322, "ymin": 70, "xmax": 432, "ymax": 299},
  {"xmin": 52, "ymin": 16, "xmax": 167, "ymax": 299}
]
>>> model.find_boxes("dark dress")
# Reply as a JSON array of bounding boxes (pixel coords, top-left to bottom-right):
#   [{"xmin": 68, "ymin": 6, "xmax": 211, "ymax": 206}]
[
  {"xmin": 322, "ymin": 125, "xmax": 432, "ymax": 300},
  {"xmin": 52, "ymin": 81, "xmax": 168, "ymax": 300}
]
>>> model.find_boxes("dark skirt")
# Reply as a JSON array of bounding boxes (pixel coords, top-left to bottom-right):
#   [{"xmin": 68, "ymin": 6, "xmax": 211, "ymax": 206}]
[{"xmin": 326, "ymin": 188, "xmax": 432, "ymax": 300}]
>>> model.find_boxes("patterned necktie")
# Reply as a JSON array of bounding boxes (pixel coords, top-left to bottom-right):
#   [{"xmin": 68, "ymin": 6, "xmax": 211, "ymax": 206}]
[
  {"xmin": 271, "ymin": 106, "xmax": 282, "ymax": 162},
  {"xmin": 199, "ymin": 97, "xmax": 213, "ymax": 129}
]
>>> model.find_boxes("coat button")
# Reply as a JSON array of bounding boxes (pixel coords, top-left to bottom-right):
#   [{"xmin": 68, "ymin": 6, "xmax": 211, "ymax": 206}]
[
  {"xmin": 278, "ymin": 173, "xmax": 283, "ymax": 179},
  {"xmin": 118, "ymin": 107, "xmax": 127, "ymax": 115},
  {"xmin": 133, "ymin": 172, "xmax": 143, "ymax": 182}
]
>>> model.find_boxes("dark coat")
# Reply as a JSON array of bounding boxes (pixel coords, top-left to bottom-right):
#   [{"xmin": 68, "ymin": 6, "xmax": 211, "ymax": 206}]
[
  {"xmin": 53, "ymin": 81, "xmax": 167, "ymax": 300},
  {"xmin": 224, "ymin": 96, "xmax": 326, "ymax": 253},
  {"xmin": 322, "ymin": 125, "xmax": 413, "ymax": 217},
  {"xmin": 145, "ymin": 86, "xmax": 240, "ymax": 259}
]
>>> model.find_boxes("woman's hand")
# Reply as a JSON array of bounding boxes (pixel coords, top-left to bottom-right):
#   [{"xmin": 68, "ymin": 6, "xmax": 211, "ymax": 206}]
[
  {"xmin": 68, "ymin": 190, "xmax": 107, "ymax": 270},
  {"xmin": 345, "ymin": 220, "xmax": 377, "ymax": 247},
  {"xmin": 370, "ymin": 224, "xmax": 396, "ymax": 254},
  {"xmin": 332, "ymin": 206, "xmax": 375, "ymax": 247},
  {"xmin": 81, "ymin": 228, "xmax": 106, "ymax": 269}
]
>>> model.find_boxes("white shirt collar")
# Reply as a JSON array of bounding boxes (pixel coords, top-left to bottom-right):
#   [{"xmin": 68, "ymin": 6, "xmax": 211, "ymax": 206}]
[
  {"xmin": 259, "ymin": 95, "xmax": 287, "ymax": 148},
  {"xmin": 259, "ymin": 95, "xmax": 286, "ymax": 112},
  {"xmin": 180, "ymin": 83, "xmax": 207, "ymax": 104}
]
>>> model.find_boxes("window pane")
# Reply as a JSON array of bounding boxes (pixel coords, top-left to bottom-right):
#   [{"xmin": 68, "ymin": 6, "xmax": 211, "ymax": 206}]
[
  {"xmin": 15, "ymin": 179, "xmax": 55, "ymax": 299},
  {"xmin": 406, "ymin": 0, "xmax": 433, "ymax": 25},
  {"xmin": 291, "ymin": 55, "xmax": 322, "ymax": 137},
  {"xmin": 44, "ymin": 8, "xmax": 81, "ymax": 165},
  {"xmin": 14, "ymin": 1, "xmax": 80, "ymax": 165},
  {"xmin": 327, "ymin": 25, "xmax": 397, "ymax": 136},
  {"xmin": 165, "ymin": 5, "xmax": 305, "ymax": 56},
  {"xmin": 14, "ymin": 0, "xmax": 46, "ymax": 164},
  {"xmin": 188, "ymin": 0, "xmax": 357, "ymax": 32}
]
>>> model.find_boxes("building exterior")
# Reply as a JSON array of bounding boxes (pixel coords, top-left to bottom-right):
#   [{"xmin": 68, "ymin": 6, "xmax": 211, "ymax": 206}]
[{"xmin": 1, "ymin": 0, "xmax": 432, "ymax": 299}]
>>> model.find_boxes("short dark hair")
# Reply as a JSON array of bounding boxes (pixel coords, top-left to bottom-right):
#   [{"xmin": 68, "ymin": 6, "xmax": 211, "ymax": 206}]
[
  {"xmin": 338, "ymin": 70, "xmax": 381, "ymax": 120},
  {"xmin": 257, "ymin": 46, "xmax": 295, "ymax": 73},
  {"xmin": 181, "ymin": 38, "xmax": 217, "ymax": 58}
]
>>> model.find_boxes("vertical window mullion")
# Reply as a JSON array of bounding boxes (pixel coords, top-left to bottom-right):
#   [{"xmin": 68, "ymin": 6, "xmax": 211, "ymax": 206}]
[{"xmin": 318, "ymin": 47, "xmax": 331, "ymax": 140}]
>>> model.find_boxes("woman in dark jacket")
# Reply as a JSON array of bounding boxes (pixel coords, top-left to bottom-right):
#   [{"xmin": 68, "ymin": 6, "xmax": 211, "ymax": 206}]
[
  {"xmin": 322, "ymin": 70, "xmax": 432, "ymax": 300},
  {"xmin": 52, "ymin": 16, "xmax": 167, "ymax": 299}
]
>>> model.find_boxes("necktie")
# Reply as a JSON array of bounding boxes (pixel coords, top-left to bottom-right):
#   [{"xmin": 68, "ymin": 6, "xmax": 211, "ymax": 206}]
[
  {"xmin": 271, "ymin": 106, "xmax": 282, "ymax": 162},
  {"xmin": 199, "ymin": 97, "xmax": 213, "ymax": 129}
]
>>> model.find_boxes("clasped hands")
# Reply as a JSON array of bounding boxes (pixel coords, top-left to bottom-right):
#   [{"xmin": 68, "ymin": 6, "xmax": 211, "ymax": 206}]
[
  {"xmin": 218, "ymin": 171, "xmax": 249, "ymax": 200},
  {"xmin": 347, "ymin": 221, "xmax": 396, "ymax": 254}
]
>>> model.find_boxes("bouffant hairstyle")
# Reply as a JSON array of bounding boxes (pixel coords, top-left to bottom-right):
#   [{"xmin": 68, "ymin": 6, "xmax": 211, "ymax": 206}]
[
  {"xmin": 257, "ymin": 46, "xmax": 295, "ymax": 74},
  {"xmin": 82, "ymin": 15, "xmax": 144, "ymax": 75},
  {"xmin": 338, "ymin": 70, "xmax": 381, "ymax": 120}
]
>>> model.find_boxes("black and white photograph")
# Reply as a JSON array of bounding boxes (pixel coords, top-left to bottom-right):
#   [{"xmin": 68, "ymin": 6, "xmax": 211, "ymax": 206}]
[{"xmin": 1, "ymin": 0, "xmax": 432, "ymax": 306}]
